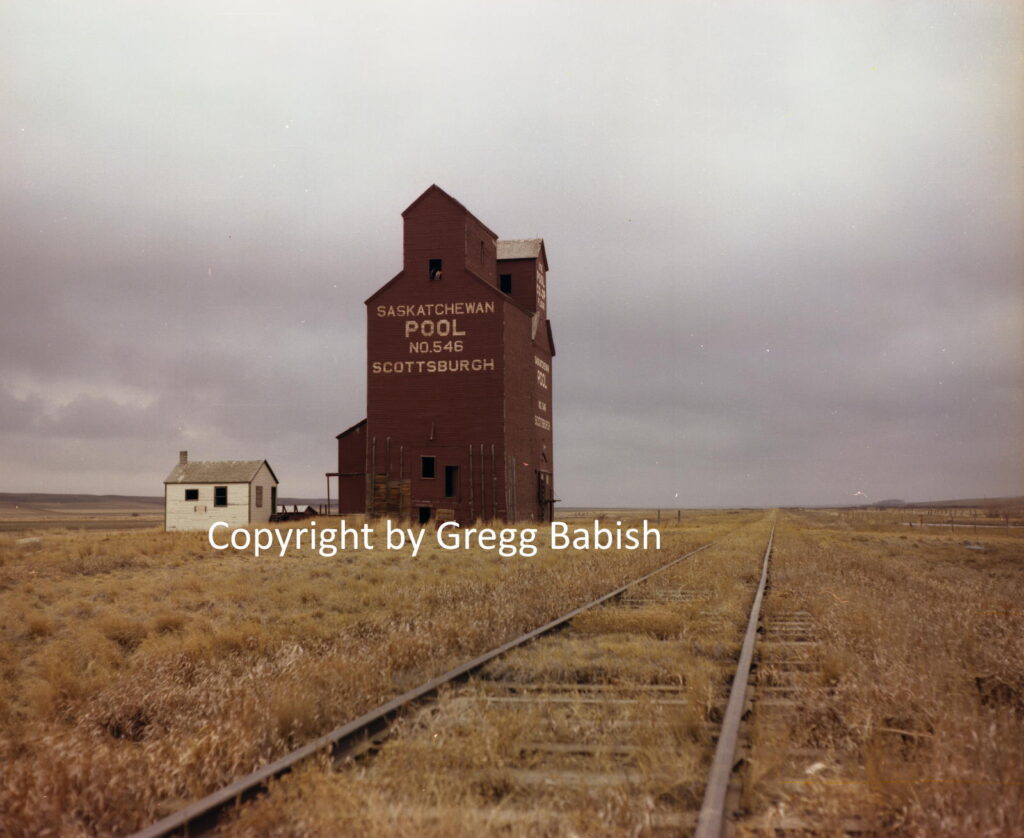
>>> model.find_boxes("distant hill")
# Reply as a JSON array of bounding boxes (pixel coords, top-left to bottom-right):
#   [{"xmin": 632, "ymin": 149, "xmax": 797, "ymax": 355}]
[
  {"xmin": 906, "ymin": 496, "xmax": 1024, "ymax": 510},
  {"xmin": 0, "ymin": 492, "xmax": 163, "ymax": 516},
  {"xmin": 846, "ymin": 495, "xmax": 1022, "ymax": 511},
  {"xmin": 0, "ymin": 492, "xmax": 163, "ymax": 507}
]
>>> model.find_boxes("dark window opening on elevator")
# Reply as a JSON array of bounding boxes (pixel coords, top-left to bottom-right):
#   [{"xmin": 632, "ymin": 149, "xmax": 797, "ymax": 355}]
[
  {"xmin": 444, "ymin": 465, "xmax": 458, "ymax": 497},
  {"xmin": 418, "ymin": 506, "xmax": 432, "ymax": 524},
  {"xmin": 185, "ymin": 489, "xmax": 198, "ymax": 501},
  {"xmin": 499, "ymin": 273, "xmax": 512, "ymax": 294},
  {"xmin": 214, "ymin": 486, "xmax": 227, "ymax": 507},
  {"xmin": 428, "ymin": 259, "xmax": 442, "ymax": 281},
  {"xmin": 421, "ymin": 456, "xmax": 436, "ymax": 479}
]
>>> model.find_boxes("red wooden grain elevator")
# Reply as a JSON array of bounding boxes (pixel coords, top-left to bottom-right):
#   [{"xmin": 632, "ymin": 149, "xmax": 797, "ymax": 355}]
[{"xmin": 329, "ymin": 186, "xmax": 555, "ymax": 524}]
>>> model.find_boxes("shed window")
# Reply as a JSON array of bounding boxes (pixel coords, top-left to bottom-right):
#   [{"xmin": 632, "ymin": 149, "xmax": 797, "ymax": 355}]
[
  {"xmin": 421, "ymin": 456, "xmax": 436, "ymax": 479},
  {"xmin": 214, "ymin": 486, "xmax": 228, "ymax": 507},
  {"xmin": 428, "ymin": 259, "xmax": 443, "ymax": 281},
  {"xmin": 255, "ymin": 485, "xmax": 263, "ymax": 508},
  {"xmin": 500, "ymin": 274, "xmax": 512, "ymax": 294},
  {"xmin": 185, "ymin": 489, "xmax": 198, "ymax": 501}
]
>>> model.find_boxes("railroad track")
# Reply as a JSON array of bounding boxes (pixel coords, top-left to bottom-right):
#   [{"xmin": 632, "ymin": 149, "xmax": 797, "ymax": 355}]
[
  {"xmin": 728, "ymin": 555, "xmax": 874, "ymax": 836},
  {"xmin": 134, "ymin": 520, "xmax": 782, "ymax": 837}
]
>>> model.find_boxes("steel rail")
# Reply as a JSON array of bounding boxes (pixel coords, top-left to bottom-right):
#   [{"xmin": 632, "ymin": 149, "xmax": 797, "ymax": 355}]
[
  {"xmin": 131, "ymin": 540, "xmax": 716, "ymax": 838},
  {"xmin": 693, "ymin": 522, "xmax": 775, "ymax": 838}
]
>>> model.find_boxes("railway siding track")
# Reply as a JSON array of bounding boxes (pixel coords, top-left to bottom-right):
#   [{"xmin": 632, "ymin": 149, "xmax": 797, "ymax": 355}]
[{"xmin": 135, "ymin": 518, "xmax": 780, "ymax": 837}]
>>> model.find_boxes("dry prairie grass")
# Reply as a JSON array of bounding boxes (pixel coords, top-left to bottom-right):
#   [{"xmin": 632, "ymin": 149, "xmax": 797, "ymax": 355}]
[
  {"xmin": 0, "ymin": 510, "xmax": 756, "ymax": 836},
  {"xmin": 224, "ymin": 516, "xmax": 777, "ymax": 836},
  {"xmin": 742, "ymin": 510, "xmax": 1024, "ymax": 837}
]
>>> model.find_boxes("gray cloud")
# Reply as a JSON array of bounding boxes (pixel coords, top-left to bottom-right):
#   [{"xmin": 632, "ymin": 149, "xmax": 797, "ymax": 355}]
[{"xmin": 1, "ymin": 0, "xmax": 1021, "ymax": 505}]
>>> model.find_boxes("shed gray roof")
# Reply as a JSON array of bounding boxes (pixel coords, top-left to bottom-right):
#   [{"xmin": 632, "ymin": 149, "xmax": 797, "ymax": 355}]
[
  {"xmin": 497, "ymin": 239, "xmax": 543, "ymax": 260},
  {"xmin": 164, "ymin": 460, "xmax": 276, "ymax": 484}
]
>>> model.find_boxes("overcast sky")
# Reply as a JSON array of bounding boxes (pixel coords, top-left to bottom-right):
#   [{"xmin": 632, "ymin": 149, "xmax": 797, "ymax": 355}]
[{"xmin": 2, "ymin": 1, "xmax": 1021, "ymax": 507}]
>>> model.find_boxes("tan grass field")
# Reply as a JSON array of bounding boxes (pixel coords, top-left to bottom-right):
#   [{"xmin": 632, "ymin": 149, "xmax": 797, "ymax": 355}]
[
  {"xmin": 0, "ymin": 507, "xmax": 1020, "ymax": 836},
  {"xmin": 0, "ymin": 510, "xmax": 751, "ymax": 836},
  {"xmin": 741, "ymin": 510, "xmax": 1024, "ymax": 837}
]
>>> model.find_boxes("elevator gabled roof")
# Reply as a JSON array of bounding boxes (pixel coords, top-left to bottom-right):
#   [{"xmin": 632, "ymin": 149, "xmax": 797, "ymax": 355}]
[{"xmin": 401, "ymin": 184, "xmax": 499, "ymax": 241}]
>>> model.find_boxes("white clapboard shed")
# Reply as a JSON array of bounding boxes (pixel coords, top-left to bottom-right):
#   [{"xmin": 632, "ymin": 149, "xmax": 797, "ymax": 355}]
[{"xmin": 164, "ymin": 451, "xmax": 278, "ymax": 531}]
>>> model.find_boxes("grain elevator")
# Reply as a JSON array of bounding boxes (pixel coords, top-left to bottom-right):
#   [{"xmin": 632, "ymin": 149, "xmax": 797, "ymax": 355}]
[{"xmin": 329, "ymin": 185, "xmax": 554, "ymax": 524}]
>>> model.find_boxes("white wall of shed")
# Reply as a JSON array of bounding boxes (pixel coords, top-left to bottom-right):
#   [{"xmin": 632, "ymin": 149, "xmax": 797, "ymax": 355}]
[
  {"xmin": 249, "ymin": 463, "xmax": 278, "ymax": 524},
  {"xmin": 165, "ymin": 483, "xmax": 251, "ymax": 531}
]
